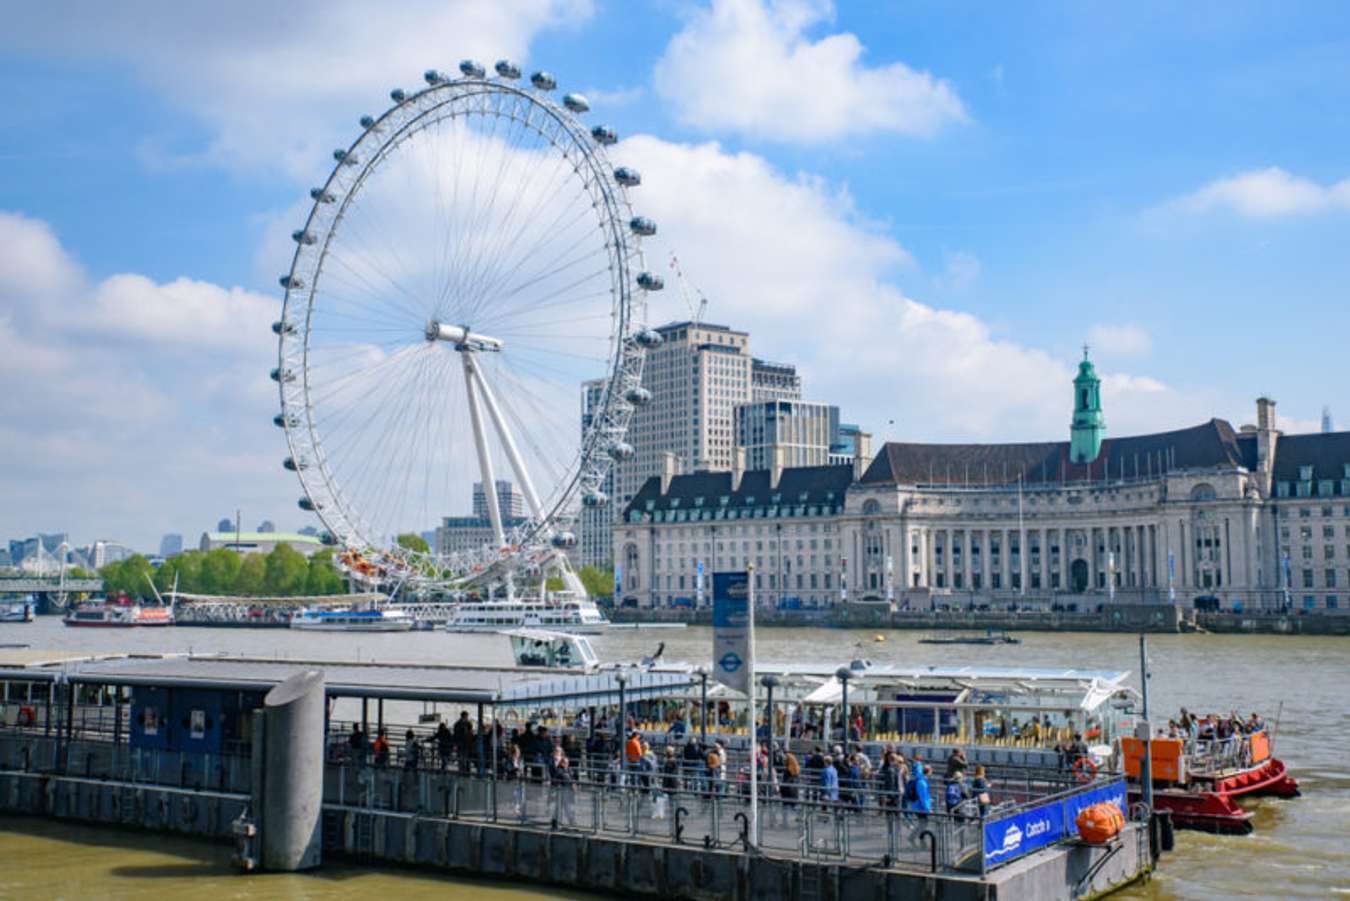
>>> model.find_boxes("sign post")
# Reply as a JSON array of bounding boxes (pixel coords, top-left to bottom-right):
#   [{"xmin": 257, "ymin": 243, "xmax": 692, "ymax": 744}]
[{"xmin": 712, "ymin": 569, "xmax": 755, "ymax": 848}]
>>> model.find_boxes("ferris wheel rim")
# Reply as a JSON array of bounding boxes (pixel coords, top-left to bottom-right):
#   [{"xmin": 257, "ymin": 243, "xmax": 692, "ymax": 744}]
[{"xmin": 273, "ymin": 68, "xmax": 652, "ymax": 583}]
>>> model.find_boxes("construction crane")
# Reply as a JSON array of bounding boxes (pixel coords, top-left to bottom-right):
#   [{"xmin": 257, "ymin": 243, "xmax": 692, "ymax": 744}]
[{"xmin": 669, "ymin": 252, "xmax": 708, "ymax": 327}]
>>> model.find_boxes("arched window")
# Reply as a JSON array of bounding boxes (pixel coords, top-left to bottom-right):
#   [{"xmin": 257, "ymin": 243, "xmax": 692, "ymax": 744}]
[
  {"xmin": 623, "ymin": 544, "xmax": 640, "ymax": 590},
  {"xmin": 1190, "ymin": 483, "xmax": 1217, "ymax": 502},
  {"xmin": 861, "ymin": 499, "xmax": 881, "ymax": 515}
]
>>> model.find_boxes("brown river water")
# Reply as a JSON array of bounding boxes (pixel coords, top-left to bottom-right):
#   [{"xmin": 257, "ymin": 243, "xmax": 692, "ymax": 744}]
[{"xmin": 1, "ymin": 619, "xmax": 1346, "ymax": 899}]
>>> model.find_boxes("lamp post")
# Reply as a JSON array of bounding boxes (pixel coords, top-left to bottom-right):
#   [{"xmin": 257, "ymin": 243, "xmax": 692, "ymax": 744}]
[
  {"xmin": 760, "ymin": 673, "xmax": 780, "ymax": 753},
  {"xmin": 696, "ymin": 666, "xmax": 709, "ymax": 747},
  {"xmin": 616, "ymin": 671, "xmax": 628, "ymax": 743},
  {"xmin": 835, "ymin": 666, "xmax": 853, "ymax": 744}
]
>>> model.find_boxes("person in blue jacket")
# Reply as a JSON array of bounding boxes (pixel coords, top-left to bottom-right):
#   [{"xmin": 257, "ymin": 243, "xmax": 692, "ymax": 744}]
[
  {"xmin": 904, "ymin": 759, "xmax": 933, "ymax": 837},
  {"xmin": 819, "ymin": 755, "xmax": 840, "ymax": 803}
]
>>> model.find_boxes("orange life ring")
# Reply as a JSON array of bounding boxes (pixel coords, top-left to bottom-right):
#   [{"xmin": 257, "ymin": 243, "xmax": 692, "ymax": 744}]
[{"xmin": 1072, "ymin": 756, "xmax": 1098, "ymax": 783}]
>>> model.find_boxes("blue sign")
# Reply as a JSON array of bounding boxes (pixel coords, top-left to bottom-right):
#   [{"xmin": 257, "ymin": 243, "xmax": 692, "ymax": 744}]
[
  {"xmin": 712, "ymin": 571, "xmax": 751, "ymax": 693},
  {"xmin": 983, "ymin": 778, "xmax": 1127, "ymax": 869},
  {"xmin": 983, "ymin": 798, "xmax": 1064, "ymax": 867}
]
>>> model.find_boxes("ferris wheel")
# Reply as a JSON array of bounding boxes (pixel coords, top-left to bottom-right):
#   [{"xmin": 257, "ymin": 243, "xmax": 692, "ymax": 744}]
[{"xmin": 272, "ymin": 59, "xmax": 663, "ymax": 594}]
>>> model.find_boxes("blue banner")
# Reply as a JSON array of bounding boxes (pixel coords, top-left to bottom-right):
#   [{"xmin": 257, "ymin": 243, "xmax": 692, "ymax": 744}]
[
  {"xmin": 983, "ymin": 778, "xmax": 1127, "ymax": 869},
  {"xmin": 712, "ymin": 571, "xmax": 751, "ymax": 694},
  {"xmin": 983, "ymin": 797, "xmax": 1064, "ymax": 867}
]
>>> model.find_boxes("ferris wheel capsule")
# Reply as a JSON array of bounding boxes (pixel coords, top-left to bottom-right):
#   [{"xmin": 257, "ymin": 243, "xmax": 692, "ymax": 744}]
[
  {"xmin": 333, "ymin": 149, "xmax": 358, "ymax": 166},
  {"xmin": 530, "ymin": 71, "xmax": 556, "ymax": 91},
  {"xmin": 270, "ymin": 367, "xmax": 295, "ymax": 383},
  {"xmin": 390, "ymin": 88, "xmax": 407, "ymax": 103},
  {"xmin": 283, "ymin": 456, "xmax": 308, "ymax": 472},
  {"xmin": 424, "ymin": 69, "xmax": 445, "ymax": 85},
  {"xmin": 582, "ymin": 490, "xmax": 608, "ymax": 507},
  {"xmin": 273, "ymin": 413, "xmax": 299, "ymax": 429},
  {"xmin": 359, "ymin": 115, "xmax": 376, "ymax": 129},
  {"xmin": 309, "ymin": 188, "xmax": 336, "ymax": 203},
  {"xmin": 550, "ymin": 531, "xmax": 578, "ymax": 549},
  {"xmin": 591, "ymin": 125, "xmax": 617, "ymax": 146},
  {"xmin": 635, "ymin": 327, "xmax": 664, "ymax": 348},
  {"xmin": 279, "ymin": 274, "xmax": 304, "ymax": 290},
  {"xmin": 494, "ymin": 60, "xmax": 521, "ymax": 80},
  {"xmin": 459, "ymin": 59, "xmax": 486, "ymax": 78},
  {"xmin": 271, "ymin": 320, "xmax": 295, "ymax": 336},
  {"xmin": 298, "ymin": 497, "xmax": 321, "ymax": 512},
  {"xmin": 629, "ymin": 216, "xmax": 656, "ymax": 236},
  {"xmin": 614, "ymin": 167, "xmax": 641, "ymax": 187},
  {"xmin": 624, "ymin": 386, "xmax": 652, "ymax": 406},
  {"xmin": 291, "ymin": 230, "xmax": 316, "ymax": 245},
  {"xmin": 607, "ymin": 441, "xmax": 635, "ymax": 461},
  {"xmin": 563, "ymin": 93, "xmax": 590, "ymax": 113},
  {"xmin": 636, "ymin": 271, "xmax": 664, "ymax": 291}
]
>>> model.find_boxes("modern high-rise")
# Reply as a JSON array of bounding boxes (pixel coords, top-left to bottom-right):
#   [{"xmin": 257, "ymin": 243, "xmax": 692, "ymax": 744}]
[
  {"xmin": 615, "ymin": 321, "xmax": 752, "ymax": 511},
  {"xmin": 735, "ymin": 399, "xmax": 840, "ymax": 471},
  {"xmin": 750, "ymin": 358, "xmax": 801, "ymax": 401},
  {"xmin": 472, "ymin": 480, "xmax": 526, "ymax": 519},
  {"xmin": 830, "ymin": 423, "xmax": 874, "ymax": 467},
  {"xmin": 159, "ymin": 533, "xmax": 184, "ymax": 558},
  {"xmin": 578, "ymin": 378, "xmax": 615, "ymax": 569}
]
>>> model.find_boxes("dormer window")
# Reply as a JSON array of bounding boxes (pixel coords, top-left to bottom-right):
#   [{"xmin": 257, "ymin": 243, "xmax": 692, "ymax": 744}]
[{"xmin": 1300, "ymin": 465, "xmax": 1314, "ymax": 481}]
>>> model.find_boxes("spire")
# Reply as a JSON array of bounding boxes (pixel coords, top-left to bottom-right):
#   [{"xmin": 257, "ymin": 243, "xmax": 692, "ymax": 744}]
[{"xmin": 1070, "ymin": 348, "xmax": 1105, "ymax": 464}]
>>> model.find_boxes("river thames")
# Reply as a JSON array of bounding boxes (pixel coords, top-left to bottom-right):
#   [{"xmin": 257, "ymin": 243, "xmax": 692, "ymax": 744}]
[{"xmin": 1, "ymin": 619, "xmax": 1345, "ymax": 899}]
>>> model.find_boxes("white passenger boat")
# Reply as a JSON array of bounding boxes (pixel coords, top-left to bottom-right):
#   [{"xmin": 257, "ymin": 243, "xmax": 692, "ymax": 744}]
[
  {"xmin": 289, "ymin": 606, "xmax": 414, "ymax": 632},
  {"xmin": 445, "ymin": 595, "xmax": 608, "ymax": 634},
  {"xmin": 0, "ymin": 599, "xmax": 33, "ymax": 623}
]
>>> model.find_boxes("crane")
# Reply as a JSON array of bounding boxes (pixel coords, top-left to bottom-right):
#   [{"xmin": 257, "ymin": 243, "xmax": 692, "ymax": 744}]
[{"xmin": 669, "ymin": 253, "xmax": 708, "ymax": 327}]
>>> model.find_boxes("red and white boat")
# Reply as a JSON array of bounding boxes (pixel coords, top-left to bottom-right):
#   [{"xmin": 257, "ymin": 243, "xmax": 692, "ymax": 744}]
[
  {"xmin": 64, "ymin": 593, "xmax": 174, "ymax": 628},
  {"xmin": 1121, "ymin": 727, "xmax": 1299, "ymax": 834}
]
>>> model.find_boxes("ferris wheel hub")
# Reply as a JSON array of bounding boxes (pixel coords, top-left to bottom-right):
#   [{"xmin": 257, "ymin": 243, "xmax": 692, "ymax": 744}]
[{"xmin": 425, "ymin": 320, "xmax": 503, "ymax": 352}]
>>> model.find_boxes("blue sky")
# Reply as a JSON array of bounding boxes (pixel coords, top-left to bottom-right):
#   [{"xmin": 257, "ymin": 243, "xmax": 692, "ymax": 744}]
[{"xmin": 1, "ymin": 0, "xmax": 1347, "ymax": 550}]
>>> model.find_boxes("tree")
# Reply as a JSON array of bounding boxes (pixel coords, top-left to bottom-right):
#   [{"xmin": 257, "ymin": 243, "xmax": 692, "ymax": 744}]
[
  {"xmin": 236, "ymin": 554, "xmax": 267, "ymax": 596},
  {"xmin": 100, "ymin": 554, "xmax": 153, "ymax": 599},
  {"xmin": 578, "ymin": 565, "xmax": 615, "ymax": 599},
  {"xmin": 264, "ymin": 543, "xmax": 309, "ymax": 596},
  {"xmin": 304, "ymin": 549, "xmax": 345, "ymax": 596},
  {"xmin": 200, "ymin": 548, "xmax": 242, "ymax": 595},
  {"xmin": 397, "ymin": 533, "xmax": 430, "ymax": 555}
]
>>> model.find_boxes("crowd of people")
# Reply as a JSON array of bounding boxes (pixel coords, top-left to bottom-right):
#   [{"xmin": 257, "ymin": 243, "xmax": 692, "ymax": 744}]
[{"xmin": 334, "ymin": 714, "xmax": 1004, "ymax": 826}]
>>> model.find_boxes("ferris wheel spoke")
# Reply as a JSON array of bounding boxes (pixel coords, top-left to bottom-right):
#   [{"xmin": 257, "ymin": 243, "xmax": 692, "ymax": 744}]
[{"xmin": 462, "ymin": 180, "xmax": 596, "ymax": 321}]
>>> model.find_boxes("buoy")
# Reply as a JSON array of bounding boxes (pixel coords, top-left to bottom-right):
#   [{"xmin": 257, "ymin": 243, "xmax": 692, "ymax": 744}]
[{"xmin": 874, "ymin": 634, "xmax": 886, "ymax": 642}]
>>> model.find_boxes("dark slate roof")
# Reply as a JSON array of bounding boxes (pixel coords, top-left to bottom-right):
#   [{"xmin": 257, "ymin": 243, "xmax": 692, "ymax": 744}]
[
  {"xmin": 859, "ymin": 419, "xmax": 1248, "ymax": 487},
  {"xmin": 1272, "ymin": 431, "xmax": 1350, "ymax": 483},
  {"xmin": 624, "ymin": 464, "xmax": 853, "ymax": 519}
]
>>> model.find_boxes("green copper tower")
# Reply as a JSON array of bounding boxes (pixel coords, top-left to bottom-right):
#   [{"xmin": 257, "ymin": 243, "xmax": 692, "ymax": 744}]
[{"xmin": 1070, "ymin": 346, "xmax": 1105, "ymax": 464}]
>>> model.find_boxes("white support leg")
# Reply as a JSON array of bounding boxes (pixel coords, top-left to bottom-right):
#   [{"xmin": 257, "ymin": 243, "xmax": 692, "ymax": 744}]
[
  {"xmin": 461, "ymin": 352, "xmax": 506, "ymax": 549},
  {"xmin": 469, "ymin": 355, "xmax": 547, "ymax": 522}
]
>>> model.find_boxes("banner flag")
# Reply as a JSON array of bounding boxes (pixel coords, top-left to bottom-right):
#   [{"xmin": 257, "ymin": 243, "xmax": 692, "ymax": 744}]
[{"xmin": 712, "ymin": 571, "xmax": 751, "ymax": 694}]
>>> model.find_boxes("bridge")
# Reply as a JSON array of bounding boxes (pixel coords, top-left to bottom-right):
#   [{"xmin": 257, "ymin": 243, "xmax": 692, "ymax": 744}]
[{"xmin": 0, "ymin": 576, "xmax": 103, "ymax": 593}]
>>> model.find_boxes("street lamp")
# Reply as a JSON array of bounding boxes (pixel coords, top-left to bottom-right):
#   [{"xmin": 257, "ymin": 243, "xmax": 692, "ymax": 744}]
[
  {"xmin": 835, "ymin": 666, "xmax": 853, "ymax": 744},
  {"xmin": 695, "ymin": 665, "xmax": 709, "ymax": 746},
  {"xmin": 760, "ymin": 673, "xmax": 780, "ymax": 752}
]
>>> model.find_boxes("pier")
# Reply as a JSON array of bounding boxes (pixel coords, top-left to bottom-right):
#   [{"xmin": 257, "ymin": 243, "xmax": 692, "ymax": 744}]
[{"xmin": 0, "ymin": 651, "xmax": 1157, "ymax": 899}]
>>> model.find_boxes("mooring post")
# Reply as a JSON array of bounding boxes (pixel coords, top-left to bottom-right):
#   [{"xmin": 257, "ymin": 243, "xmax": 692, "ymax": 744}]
[{"xmin": 258, "ymin": 670, "xmax": 326, "ymax": 871}]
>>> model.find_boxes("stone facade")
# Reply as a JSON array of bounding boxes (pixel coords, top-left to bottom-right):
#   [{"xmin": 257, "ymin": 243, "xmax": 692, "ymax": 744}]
[{"xmin": 616, "ymin": 387, "xmax": 1350, "ymax": 613}]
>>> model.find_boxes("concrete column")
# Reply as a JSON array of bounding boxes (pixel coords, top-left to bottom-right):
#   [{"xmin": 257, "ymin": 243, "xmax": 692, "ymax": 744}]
[
  {"xmin": 982, "ymin": 528, "xmax": 992, "ymax": 594},
  {"xmin": 259, "ymin": 670, "xmax": 325, "ymax": 871}
]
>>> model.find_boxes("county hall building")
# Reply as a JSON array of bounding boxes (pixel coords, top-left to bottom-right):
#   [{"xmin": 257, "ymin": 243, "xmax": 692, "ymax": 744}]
[{"xmin": 615, "ymin": 353, "xmax": 1350, "ymax": 613}]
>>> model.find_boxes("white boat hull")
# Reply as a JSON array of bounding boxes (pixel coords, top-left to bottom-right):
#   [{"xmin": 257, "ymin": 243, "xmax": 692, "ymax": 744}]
[
  {"xmin": 290, "ymin": 620, "xmax": 413, "ymax": 632},
  {"xmin": 446, "ymin": 621, "xmax": 606, "ymax": 635}
]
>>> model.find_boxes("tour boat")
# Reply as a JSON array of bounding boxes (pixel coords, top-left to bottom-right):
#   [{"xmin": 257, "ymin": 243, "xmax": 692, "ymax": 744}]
[
  {"xmin": 0, "ymin": 599, "xmax": 33, "ymax": 623},
  {"xmin": 289, "ymin": 606, "xmax": 415, "ymax": 632},
  {"xmin": 444, "ymin": 595, "xmax": 608, "ymax": 634},
  {"xmin": 64, "ymin": 594, "xmax": 173, "ymax": 627},
  {"xmin": 1121, "ymin": 729, "xmax": 1299, "ymax": 834},
  {"xmin": 918, "ymin": 629, "xmax": 1021, "ymax": 645}
]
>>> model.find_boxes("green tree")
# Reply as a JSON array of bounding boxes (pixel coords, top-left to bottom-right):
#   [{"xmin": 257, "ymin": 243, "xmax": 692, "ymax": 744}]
[
  {"xmin": 578, "ymin": 565, "xmax": 615, "ymax": 599},
  {"xmin": 200, "ymin": 548, "xmax": 242, "ymax": 594},
  {"xmin": 264, "ymin": 543, "xmax": 309, "ymax": 596},
  {"xmin": 166, "ymin": 550, "xmax": 205, "ymax": 594},
  {"xmin": 100, "ymin": 554, "xmax": 153, "ymax": 599},
  {"xmin": 236, "ymin": 554, "xmax": 267, "ymax": 596},
  {"xmin": 304, "ymin": 549, "xmax": 345, "ymax": 596},
  {"xmin": 397, "ymin": 533, "xmax": 430, "ymax": 555}
]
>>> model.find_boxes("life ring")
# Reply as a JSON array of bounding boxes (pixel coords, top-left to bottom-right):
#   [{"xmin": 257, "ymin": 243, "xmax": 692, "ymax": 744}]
[
  {"xmin": 1072, "ymin": 756, "xmax": 1098, "ymax": 783},
  {"xmin": 15, "ymin": 706, "xmax": 35, "ymax": 727},
  {"xmin": 503, "ymin": 709, "xmax": 520, "ymax": 724}
]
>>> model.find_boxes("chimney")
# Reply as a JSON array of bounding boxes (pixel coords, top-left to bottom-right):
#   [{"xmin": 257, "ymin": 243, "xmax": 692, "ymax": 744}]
[
  {"xmin": 852, "ymin": 430, "xmax": 874, "ymax": 481},
  {"xmin": 1254, "ymin": 396, "xmax": 1279, "ymax": 493},
  {"xmin": 1256, "ymin": 396, "xmax": 1276, "ymax": 432},
  {"xmin": 771, "ymin": 445, "xmax": 785, "ymax": 491},
  {"xmin": 660, "ymin": 451, "xmax": 679, "ymax": 495},
  {"xmin": 732, "ymin": 447, "xmax": 746, "ymax": 492}
]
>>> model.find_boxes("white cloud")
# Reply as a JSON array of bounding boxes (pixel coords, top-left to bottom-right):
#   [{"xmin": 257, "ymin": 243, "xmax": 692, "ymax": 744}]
[
  {"xmin": 1087, "ymin": 323, "xmax": 1152, "ymax": 358},
  {"xmin": 0, "ymin": 211, "xmax": 294, "ymax": 549},
  {"xmin": 3, "ymin": 1, "xmax": 593, "ymax": 178},
  {"xmin": 614, "ymin": 136, "xmax": 1210, "ymax": 442},
  {"xmin": 653, "ymin": 0, "xmax": 967, "ymax": 143},
  {"xmin": 1173, "ymin": 166, "xmax": 1350, "ymax": 218}
]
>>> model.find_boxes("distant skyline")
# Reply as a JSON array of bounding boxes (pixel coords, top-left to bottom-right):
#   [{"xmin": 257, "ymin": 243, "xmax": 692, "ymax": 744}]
[{"xmin": 2, "ymin": 1, "xmax": 1347, "ymax": 549}]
